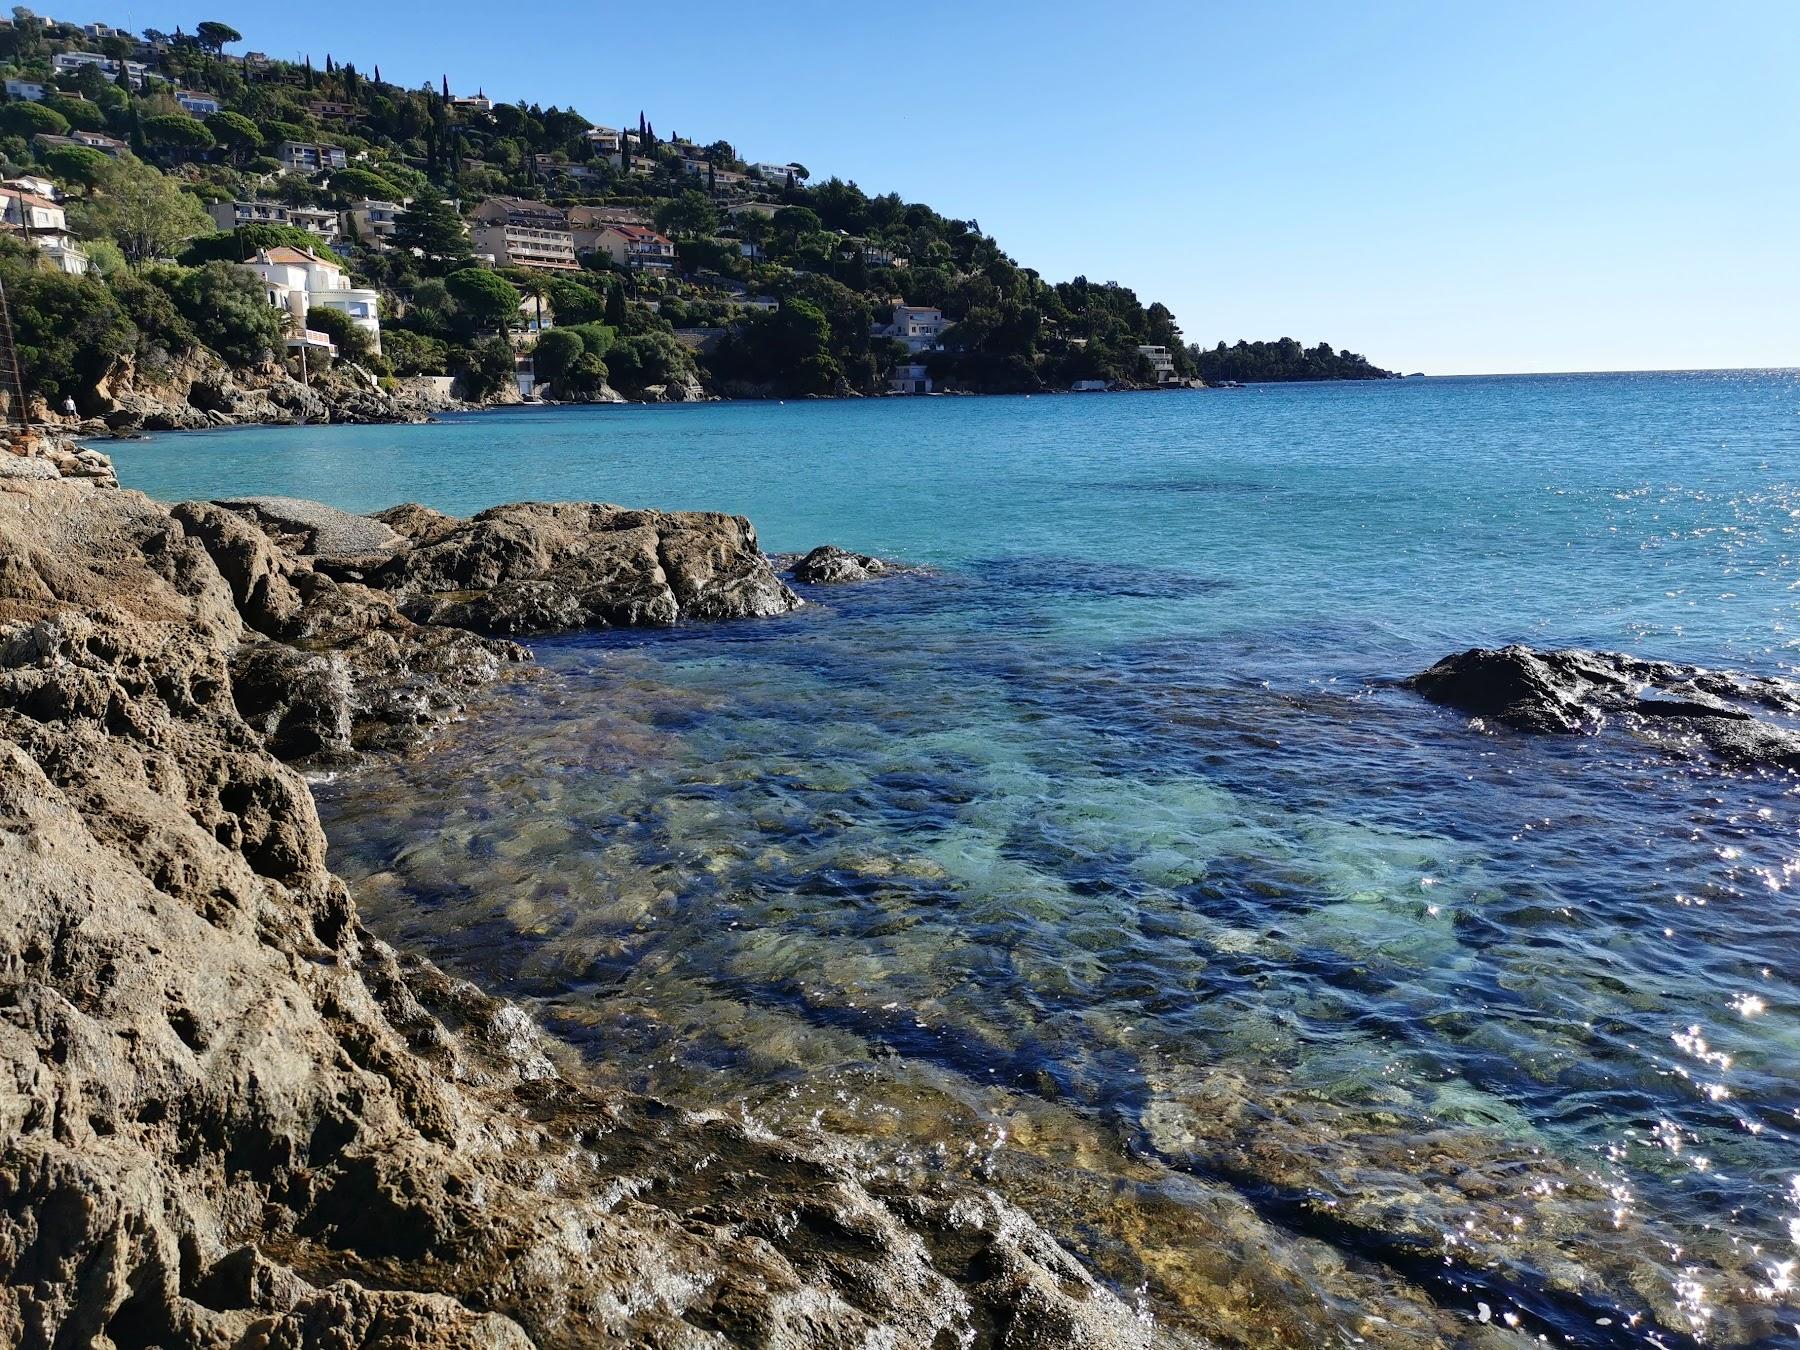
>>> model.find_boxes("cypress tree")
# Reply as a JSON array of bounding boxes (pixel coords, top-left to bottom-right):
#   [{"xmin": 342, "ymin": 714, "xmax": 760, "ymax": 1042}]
[
  {"xmin": 604, "ymin": 281, "xmax": 626, "ymax": 327},
  {"xmin": 442, "ymin": 74, "xmax": 451, "ymax": 101}
]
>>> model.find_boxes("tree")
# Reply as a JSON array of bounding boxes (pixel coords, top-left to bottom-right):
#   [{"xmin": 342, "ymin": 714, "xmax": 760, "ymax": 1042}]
[
  {"xmin": 392, "ymin": 186, "xmax": 472, "ymax": 272},
  {"xmin": 70, "ymin": 156, "xmax": 214, "ymax": 265},
  {"xmin": 513, "ymin": 269, "xmax": 550, "ymax": 332},
  {"xmin": 42, "ymin": 96, "xmax": 103, "ymax": 131},
  {"xmin": 40, "ymin": 144, "xmax": 110, "ymax": 196},
  {"xmin": 0, "ymin": 101, "xmax": 68, "ymax": 138},
  {"xmin": 446, "ymin": 266, "xmax": 521, "ymax": 334},
  {"xmin": 327, "ymin": 167, "xmax": 402, "ymax": 202},
  {"xmin": 209, "ymin": 110, "xmax": 260, "ymax": 163},
  {"xmin": 181, "ymin": 223, "xmax": 335, "ymax": 265},
  {"xmin": 163, "ymin": 262, "xmax": 289, "ymax": 365},
  {"xmin": 195, "ymin": 20, "xmax": 241, "ymax": 53},
  {"xmin": 653, "ymin": 189, "xmax": 717, "ymax": 239},
  {"xmin": 381, "ymin": 328, "xmax": 448, "ymax": 376},
  {"xmin": 142, "ymin": 113, "xmax": 216, "ymax": 160},
  {"xmin": 306, "ymin": 306, "xmax": 380, "ymax": 367},
  {"xmin": 531, "ymin": 327, "xmax": 583, "ymax": 384},
  {"xmin": 456, "ymin": 334, "xmax": 514, "ymax": 400},
  {"xmin": 0, "ymin": 241, "xmax": 135, "ymax": 408},
  {"xmin": 603, "ymin": 280, "xmax": 626, "ymax": 327}
]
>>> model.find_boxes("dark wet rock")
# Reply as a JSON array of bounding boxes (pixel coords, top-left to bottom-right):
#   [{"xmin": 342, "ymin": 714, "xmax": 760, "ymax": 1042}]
[
  {"xmin": 169, "ymin": 502, "xmax": 525, "ymax": 761},
  {"xmin": 791, "ymin": 544, "xmax": 889, "ymax": 584},
  {"xmin": 230, "ymin": 641, "xmax": 354, "ymax": 763},
  {"xmin": 0, "ymin": 477, "xmax": 1176, "ymax": 1347},
  {"xmin": 373, "ymin": 501, "xmax": 802, "ymax": 637},
  {"xmin": 1411, "ymin": 644, "xmax": 1800, "ymax": 769}
]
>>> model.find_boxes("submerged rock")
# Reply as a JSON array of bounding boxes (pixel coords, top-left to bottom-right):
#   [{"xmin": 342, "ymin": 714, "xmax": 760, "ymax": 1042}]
[
  {"xmin": 1411, "ymin": 644, "xmax": 1800, "ymax": 768},
  {"xmin": 0, "ymin": 478, "xmax": 1169, "ymax": 1347},
  {"xmin": 790, "ymin": 544, "xmax": 889, "ymax": 585}
]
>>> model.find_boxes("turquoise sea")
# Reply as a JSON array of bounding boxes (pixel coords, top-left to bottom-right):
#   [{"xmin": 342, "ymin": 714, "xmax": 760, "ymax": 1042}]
[{"xmin": 116, "ymin": 373, "xmax": 1800, "ymax": 1347}]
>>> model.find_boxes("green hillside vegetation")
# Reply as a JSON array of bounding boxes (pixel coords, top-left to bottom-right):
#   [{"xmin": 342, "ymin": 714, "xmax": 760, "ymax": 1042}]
[{"xmin": 0, "ymin": 9, "xmax": 1391, "ymax": 408}]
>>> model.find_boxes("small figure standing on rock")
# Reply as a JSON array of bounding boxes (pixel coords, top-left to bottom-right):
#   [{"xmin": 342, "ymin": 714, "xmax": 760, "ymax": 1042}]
[{"xmin": 60, "ymin": 395, "xmax": 77, "ymax": 421}]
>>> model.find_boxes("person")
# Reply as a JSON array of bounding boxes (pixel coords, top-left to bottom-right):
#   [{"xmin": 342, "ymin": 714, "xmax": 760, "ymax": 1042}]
[{"xmin": 60, "ymin": 395, "xmax": 76, "ymax": 419}]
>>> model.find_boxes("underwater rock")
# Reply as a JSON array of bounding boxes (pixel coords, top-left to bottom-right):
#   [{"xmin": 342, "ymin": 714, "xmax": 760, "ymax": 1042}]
[
  {"xmin": 0, "ymin": 477, "xmax": 1167, "ymax": 1346},
  {"xmin": 1411, "ymin": 644, "xmax": 1800, "ymax": 768}
]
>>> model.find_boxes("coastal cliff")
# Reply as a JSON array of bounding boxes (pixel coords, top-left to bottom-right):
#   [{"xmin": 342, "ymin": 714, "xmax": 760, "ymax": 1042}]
[{"xmin": 0, "ymin": 445, "xmax": 1178, "ymax": 1348}]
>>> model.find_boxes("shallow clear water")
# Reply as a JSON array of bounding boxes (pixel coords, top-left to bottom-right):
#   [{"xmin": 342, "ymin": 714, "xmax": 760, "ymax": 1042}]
[{"xmin": 118, "ymin": 375, "xmax": 1800, "ymax": 1346}]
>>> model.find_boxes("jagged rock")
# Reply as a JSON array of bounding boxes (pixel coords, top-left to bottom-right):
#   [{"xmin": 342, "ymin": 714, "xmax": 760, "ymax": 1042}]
[
  {"xmin": 790, "ymin": 544, "xmax": 889, "ymax": 584},
  {"xmin": 0, "ymin": 477, "xmax": 1173, "ymax": 1347},
  {"xmin": 1411, "ymin": 644, "xmax": 1800, "ymax": 769},
  {"xmin": 372, "ymin": 501, "xmax": 802, "ymax": 637}
]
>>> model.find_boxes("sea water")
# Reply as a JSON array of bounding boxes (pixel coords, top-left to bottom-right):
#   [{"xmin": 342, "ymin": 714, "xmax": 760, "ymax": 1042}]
[{"xmin": 116, "ymin": 373, "xmax": 1800, "ymax": 1346}]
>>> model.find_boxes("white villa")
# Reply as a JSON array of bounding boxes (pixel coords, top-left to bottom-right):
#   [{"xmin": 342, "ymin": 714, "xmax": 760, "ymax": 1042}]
[
  {"xmin": 239, "ymin": 246, "xmax": 381, "ymax": 355},
  {"xmin": 1136, "ymin": 344, "xmax": 1178, "ymax": 384},
  {"xmin": 877, "ymin": 304, "xmax": 949, "ymax": 353}
]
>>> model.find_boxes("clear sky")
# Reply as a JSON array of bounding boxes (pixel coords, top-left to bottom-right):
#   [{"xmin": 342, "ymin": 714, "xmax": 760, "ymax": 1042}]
[{"xmin": 111, "ymin": 0, "xmax": 1800, "ymax": 374}]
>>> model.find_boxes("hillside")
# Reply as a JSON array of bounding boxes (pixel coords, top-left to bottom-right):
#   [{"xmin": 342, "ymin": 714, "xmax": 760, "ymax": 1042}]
[{"xmin": 0, "ymin": 11, "xmax": 1391, "ymax": 413}]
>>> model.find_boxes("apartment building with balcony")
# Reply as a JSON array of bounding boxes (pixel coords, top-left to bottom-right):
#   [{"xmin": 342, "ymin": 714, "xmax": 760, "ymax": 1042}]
[{"xmin": 469, "ymin": 196, "xmax": 580, "ymax": 271}]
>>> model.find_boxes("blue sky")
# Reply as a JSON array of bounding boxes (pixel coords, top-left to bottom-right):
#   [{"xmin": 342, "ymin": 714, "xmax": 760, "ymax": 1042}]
[{"xmin": 116, "ymin": 1, "xmax": 1799, "ymax": 373}]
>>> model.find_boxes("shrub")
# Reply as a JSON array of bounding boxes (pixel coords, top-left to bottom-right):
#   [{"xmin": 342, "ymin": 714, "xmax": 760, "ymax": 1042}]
[
  {"xmin": 0, "ymin": 240, "xmax": 135, "ymax": 404},
  {"xmin": 305, "ymin": 306, "xmax": 382, "ymax": 369},
  {"xmin": 381, "ymin": 328, "xmax": 449, "ymax": 377},
  {"xmin": 164, "ymin": 261, "xmax": 289, "ymax": 366},
  {"xmin": 456, "ymin": 334, "xmax": 515, "ymax": 400}
]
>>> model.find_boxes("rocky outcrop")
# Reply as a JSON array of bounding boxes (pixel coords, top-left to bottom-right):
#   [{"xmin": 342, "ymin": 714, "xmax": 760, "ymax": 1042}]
[
  {"xmin": 0, "ymin": 477, "xmax": 1175, "ymax": 1347},
  {"xmin": 367, "ymin": 501, "xmax": 802, "ymax": 637},
  {"xmin": 0, "ymin": 431, "xmax": 117, "ymax": 487},
  {"xmin": 88, "ymin": 348, "xmax": 456, "ymax": 434},
  {"xmin": 1411, "ymin": 644, "xmax": 1800, "ymax": 769},
  {"xmin": 789, "ymin": 544, "xmax": 889, "ymax": 585}
]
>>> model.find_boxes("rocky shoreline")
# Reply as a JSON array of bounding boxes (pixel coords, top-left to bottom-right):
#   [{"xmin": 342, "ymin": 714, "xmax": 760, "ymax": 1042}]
[{"xmin": 0, "ymin": 437, "xmax": 1178, "ymax": 1347}]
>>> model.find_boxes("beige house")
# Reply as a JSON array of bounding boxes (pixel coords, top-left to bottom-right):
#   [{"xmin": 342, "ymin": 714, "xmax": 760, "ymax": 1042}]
[
  {"xmin": 344, "ymin": 199, "xmax": 405, "ymax": 251},
  {"xmin": 0, "ymin": 186, "xmax": 86, "ymax": 274},
  {"xmin": 590, "ymin": 224, "xmax": 676, "ymax": 274},
  {"xmin": 469, "ymin": 197, "xmax": 579, "ymax": 272}
]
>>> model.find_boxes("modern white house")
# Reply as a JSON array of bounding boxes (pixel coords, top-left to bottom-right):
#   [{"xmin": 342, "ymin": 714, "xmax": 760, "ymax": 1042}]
[
  {"xmin": 0, "ymin": 186, "xmax": 86, "ymax": 274},
  {"xmin": 583, "ymin": 126, "xmax": 622, "ymax": 153},
  {"xmin": 4, "ymin": 78, "xmax": 46, "ymax": 101},
  {"xmin": 239, "ymin": 246, "xmax": 381, "ymax": 356},
  {"xmin": 878, "ymin": 304, "xmax": 949, "ymax": 353},
  {"xmin": 51, "ymin": 52, "xmax": 148, "ymax": 86},
  {"xmin": 1136, "ymin": 344, "xmax": 1179, "ymax": 384},
  {"xmin": 176, "ymin": 89, "xmax": 221, "ymax": 117},
  {"xmin": 751, "ymin": 162, "xmax": 806, "ymax": 183}
]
